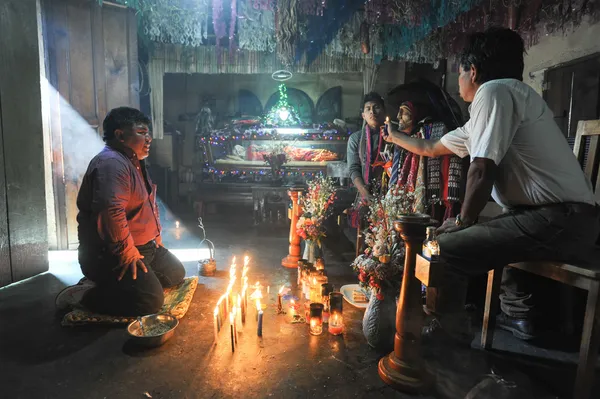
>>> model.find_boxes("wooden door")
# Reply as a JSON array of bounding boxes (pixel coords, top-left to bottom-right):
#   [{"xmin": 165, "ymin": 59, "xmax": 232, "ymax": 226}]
[{"xmin": 44, "ymin": 0, "xmax": 139, "ymax": 249}]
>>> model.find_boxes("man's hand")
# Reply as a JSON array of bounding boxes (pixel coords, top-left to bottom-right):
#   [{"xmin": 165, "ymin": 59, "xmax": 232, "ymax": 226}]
[
  {"xmin": 118, "ymin": 255, "xmax": 148, "ymax": 281},
  {"xmin": 383, "ymin": 119, "xmax": 401, "ymax": 144},
  {"xmin": 359, "ymin": 189, "xmax": 375, "ymax": 205},
  {"xmin": 436, "ymin": 218, "xmax": 464, "ymax": 235}
]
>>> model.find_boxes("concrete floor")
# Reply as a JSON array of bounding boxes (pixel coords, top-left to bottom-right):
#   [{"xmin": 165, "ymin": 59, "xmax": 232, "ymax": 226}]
[{"xmin": 0, "ymin": 207, "xmax": 597, "ymax": 398}]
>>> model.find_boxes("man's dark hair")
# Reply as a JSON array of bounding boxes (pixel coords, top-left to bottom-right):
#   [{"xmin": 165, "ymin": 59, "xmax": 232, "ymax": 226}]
[
  {"xmin": 459, "ymin": 27, "xmax": 525, "ymax": 84},
  {"xmin": 102, "ymin": 107, "xmax": 151, "ymax": 142},
  {"xmin": 361, "ymin": 92, "xmax": 385, "ymax": 110}
]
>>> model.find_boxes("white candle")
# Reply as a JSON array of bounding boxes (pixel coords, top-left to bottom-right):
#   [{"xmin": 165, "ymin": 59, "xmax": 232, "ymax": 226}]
[
  {"xmin": 230, "ymin": 312, "xmax": 235, "ymax": 352},
  {"xmin": 213, "ymin": 307, "xmax": 219, "ymax": 343},
  {"xmin": 277, "ymin": 285, "xmax": 284, "ymax": 313},
  {"xmin": 257, "ymin": 303, "xmax": 263, "ymax": 337}
]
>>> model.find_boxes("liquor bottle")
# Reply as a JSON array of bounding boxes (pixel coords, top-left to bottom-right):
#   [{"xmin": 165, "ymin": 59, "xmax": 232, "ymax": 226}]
[{"xmin": 422, "ymin": 226, "xmax": 440, "ymax": 260}]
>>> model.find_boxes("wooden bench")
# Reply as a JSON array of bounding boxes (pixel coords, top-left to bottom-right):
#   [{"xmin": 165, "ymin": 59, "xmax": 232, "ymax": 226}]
[{"xmin": 481, "ymin": 119, "xmax": 600, "ymax": 399}]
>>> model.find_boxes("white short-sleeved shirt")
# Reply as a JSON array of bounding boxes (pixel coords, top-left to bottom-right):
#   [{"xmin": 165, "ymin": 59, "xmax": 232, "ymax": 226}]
[{"xmin": 440, "ymin": 79, "xmax": 596, "ymax": 209}]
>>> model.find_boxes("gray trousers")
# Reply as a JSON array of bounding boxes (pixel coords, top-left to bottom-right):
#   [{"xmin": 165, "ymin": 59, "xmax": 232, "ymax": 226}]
[{"xmin": 436, "ymin": 202, "xmax": 600, "ymax": 319}]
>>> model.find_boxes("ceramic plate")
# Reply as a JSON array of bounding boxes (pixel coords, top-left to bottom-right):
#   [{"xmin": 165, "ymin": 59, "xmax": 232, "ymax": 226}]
[{"xmin": 340, "ymin": 284, "xmax": 369, "ymax": 309}]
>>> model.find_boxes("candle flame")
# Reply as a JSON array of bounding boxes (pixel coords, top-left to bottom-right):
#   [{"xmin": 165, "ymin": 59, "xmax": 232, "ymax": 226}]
[
  {"xmin": 230, "ymin": 311, "xmax": 234, "ymax": 324},
  {"xmin": 279, "ymin": 285, "xmax": 285, "ymax": 294},
  {"xmin": 214, "ymin": 307, "xmax": 218, "ymax": 316},
  {"xmin": 290, "ymin": 299, "xmax": 295, "ymax": 305},
  {"xmin": 256, "ymin": 299, "xmax": 261, "ymax": 311},
  {"xmin": 232, "ymin": 256, "xmax": 236, "ymax": 265},
  {"xmin": 243, "ymin": 255, "xmax": 249, "ymax": 267},
  {"xmin": 312, "ymin": 277, "xmax": 316, "ymax": 284}
]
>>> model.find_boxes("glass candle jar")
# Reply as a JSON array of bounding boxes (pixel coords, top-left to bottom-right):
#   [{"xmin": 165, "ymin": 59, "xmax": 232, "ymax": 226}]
[
  {"xmin": 311, "ymin": 274, "xmax": 328, "ymax": 302},
  {"xmin": 328, "ymin": 292, "xmax": 344, "ymax": 335},
  {"xmin": 297, "ymin": 260, "xmax": 308, "ymax": 285},
  {"xmin": 309, "ymin": 303, "xmax": 324, "ymax": 335},
  {"xmin": 321, "ymin": 283, "xmax": 333, "ymax": 323},
  {"xmin": 328, "ymin": 311, "xmax": 344, "ymax": 335},
  {"xmin": 304, "ymin": 301, "xmax": 311, "ymax": 325},
  {"xmin": 315, "ymin": 257, "xmax": 325, "ymax": 271}
]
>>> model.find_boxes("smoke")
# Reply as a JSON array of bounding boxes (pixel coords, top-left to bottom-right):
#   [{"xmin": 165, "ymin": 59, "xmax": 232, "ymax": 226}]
[{"xmin": 46, "ymin": 81, "xmax": 105, "ymax": 180}]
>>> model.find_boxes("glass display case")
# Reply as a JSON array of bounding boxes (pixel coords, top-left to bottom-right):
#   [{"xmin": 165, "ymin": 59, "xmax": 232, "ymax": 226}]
[{"xmin": 196, "ymin": 127, "xmax": 350, "ymax": 182}]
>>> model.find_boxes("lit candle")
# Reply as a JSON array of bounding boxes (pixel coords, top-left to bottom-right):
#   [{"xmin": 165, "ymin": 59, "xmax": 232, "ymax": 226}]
[
  {"xmin": 289, "ymin": 299, "xmax": 297, "ymax": 318},
  {"xmin": 257, "ymin": 300, "xmax": 263, "ymax": 337},
  {"xmin": 277, "ymin": 285, "xmax": 284, "ymax": 313},
  {"xmin": 213, "ymin": 307, "xmax": 219, "ymax": 343},
  {"xmin": 310, "ymin": 277, "xmax": 318, "ymax": 302},
  {"xmin": 328, "ymin": 312, "xmax": 344, "ymax": 335},
  {"xmin": 232, "ymin": 307, "xmax": 238, "ymax": 345},
  {"xmin": 239, "ymin": 292, "xmax": 245, "ymax": 324},
  {"xmin": 309, "ymin": 303, "xmax": 324, "ymax": 336},
  {"xmin": 237, "ymin": 294, "xmax": 242, "ymax": 328},
  {"xmin": 230, "ymin": 312, "xmax": 235, "ymax": 352}
]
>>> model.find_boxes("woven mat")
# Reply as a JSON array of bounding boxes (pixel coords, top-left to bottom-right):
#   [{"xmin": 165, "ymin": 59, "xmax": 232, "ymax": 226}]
[{"xmin": 61, "ymin": 276, "xmax": 198, "ymax": 327}]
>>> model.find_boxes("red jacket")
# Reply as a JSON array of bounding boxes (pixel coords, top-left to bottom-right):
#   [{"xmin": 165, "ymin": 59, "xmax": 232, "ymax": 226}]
[{"xmin": 77, "ymin": 145, "xmax": 161, "ymax": 265}]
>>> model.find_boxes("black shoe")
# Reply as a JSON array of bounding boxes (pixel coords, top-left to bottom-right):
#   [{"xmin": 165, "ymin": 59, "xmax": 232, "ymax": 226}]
[{"xmin": 496, "ymin": 313, "xmax": 536, "ymax": 341}]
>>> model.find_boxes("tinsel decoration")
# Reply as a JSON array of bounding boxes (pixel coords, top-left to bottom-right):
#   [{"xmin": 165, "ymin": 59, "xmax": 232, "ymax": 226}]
[
  {"xmin": 365, "ymin": 0, "xmax": 396, "ymax": 24},
  {"xmin": 116, "ymin": 0, "xmax": 210, "ymax": 47},
  {"xmin": 264, "ymin": 84, "xmax": 302, "ymax": 127},
  {"xmin": 324, "ymin": 11, "xmax": 383, "ymax": 59},
  {"xmin": 229, "ymin": 0, "xmax": 237, "ymax": 53},
  {"xmin": 276, "ymin": 0, "xmax": 299, "ymax": 66},
  {"xmin": 298, "ymin": 0, "xmax": 327, "ymax": 16},
  {"xmin": 360, "ymin": 21, "xmax": 370, "ymax": 54},
  {"xmin": 297, "ymin": 0, "xmax": 365, "ymax": 64},
  {"xmin": 252, "ymin": 0, "xmax": 275, "ymax": 10},
  {"xmin": 212, "ymin": 0, "xmax": 227, "ymax": 44},
  {"xmin": 238, "ymin": 0, "xmax": 277, "ymax": 52}
]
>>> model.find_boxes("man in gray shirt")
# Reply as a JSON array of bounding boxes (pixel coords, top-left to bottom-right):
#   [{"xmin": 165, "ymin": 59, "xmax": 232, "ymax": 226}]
[
  {"xmin": 347, "ymin": 92, "xmax": 387, "ymax": 204},
  {"xmin": 384, "ymin": 28, "xmax": 599, "ymax": 341}
]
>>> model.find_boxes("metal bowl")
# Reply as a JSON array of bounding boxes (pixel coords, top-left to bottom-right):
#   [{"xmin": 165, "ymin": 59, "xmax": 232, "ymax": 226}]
[{"xmin": 126, "ymin": 313, "xmax": 178, "ymax": 348}]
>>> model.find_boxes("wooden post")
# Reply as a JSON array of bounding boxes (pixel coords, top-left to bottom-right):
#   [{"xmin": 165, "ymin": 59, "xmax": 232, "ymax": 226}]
[
  {"xmin": 378, "ymin": 213, "xmax": 430, "ymax": 393},
  {"xmin": 281, "ymin": 187, "xmax": 303, "ymax": 268}
]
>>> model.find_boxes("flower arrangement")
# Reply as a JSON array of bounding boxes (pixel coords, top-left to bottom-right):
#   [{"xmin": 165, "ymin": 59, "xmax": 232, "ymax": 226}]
[
  {"xmin": 296, "ymin": 175, "xmax": 337, "ymax": 243},
  {"xmin": 263, "ymin": 142, "xmax": 287, "ymax": 179},
  {"xmin": 351, "ymin": 186, "xmax": 415, "ymax": 299}
]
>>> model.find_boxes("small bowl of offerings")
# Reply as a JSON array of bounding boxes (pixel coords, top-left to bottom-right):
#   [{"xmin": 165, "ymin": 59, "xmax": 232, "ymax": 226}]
[{"xmin": 127, "ymin": 313, "xmax": 178, "ymax": 348}]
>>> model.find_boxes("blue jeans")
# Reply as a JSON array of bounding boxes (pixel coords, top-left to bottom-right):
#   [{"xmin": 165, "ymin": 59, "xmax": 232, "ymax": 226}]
[
  {"xmin": 80, "ymin": 241, "xmax": 186, "ymax": 316},
  {"xmin": 437, "ymin": 202, "xmax": 600, "ymax": 318}
]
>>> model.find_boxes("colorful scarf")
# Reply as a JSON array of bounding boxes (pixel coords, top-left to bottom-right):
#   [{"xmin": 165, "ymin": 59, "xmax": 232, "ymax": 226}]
[{"xmin": 425, "ymin": 122, "xmax": 463, "ymax": 219}]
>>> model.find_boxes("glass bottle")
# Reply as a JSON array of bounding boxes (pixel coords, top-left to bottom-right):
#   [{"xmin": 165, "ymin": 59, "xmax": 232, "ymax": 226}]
[{"xmin": 422, "ymin": 226, "xmax": 440, "ymax": 260}]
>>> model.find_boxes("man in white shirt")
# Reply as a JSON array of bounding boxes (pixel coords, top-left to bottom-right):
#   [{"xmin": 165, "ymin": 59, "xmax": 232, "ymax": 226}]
[{"xmin": 384, "ymin": 27, "xmax": 599, "ymax": 341}]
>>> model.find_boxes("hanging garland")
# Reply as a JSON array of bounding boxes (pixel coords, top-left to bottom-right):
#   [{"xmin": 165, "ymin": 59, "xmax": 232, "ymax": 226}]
[
  {"xmin": 100, "ymin": 0, "xmax": 211, "ymax": 47},
  {"xmin": 238, "ymin": 0, "xmax": 277, "ymax": 52},
  {"xmin": 276, "ymin": 0, "xmax": 300, "ymax": 66},
  {"xmin": 385, "ymin": 0, "xmax": 600, "ymax": 63},
  {"xmin": 298, "ymin": 0, "xmax": 327, "ymax": 16}
]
